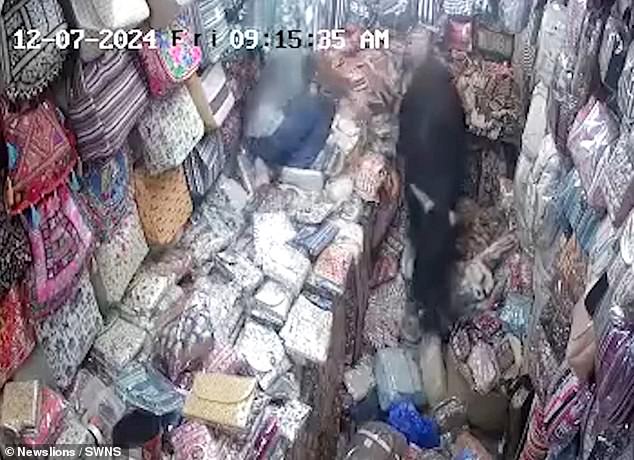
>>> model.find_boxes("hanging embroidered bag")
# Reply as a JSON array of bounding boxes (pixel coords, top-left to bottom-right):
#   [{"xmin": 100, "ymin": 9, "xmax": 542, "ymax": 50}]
[
  {"xmin": 0, "ymin": 285, "xmax": 36, "ymax": 387},
  {"xmin": 1, "ymin": 98, "xmax": 78, "ymax": 214},
  {"xmin": 138, "ymin": 14, "xmax": 201, "ymax": 97},
  {"xmin": 183, "ymin": 132, "xmax": 226, "ymax": 200},
  {"xmin": 68, "ymin": 50, "xmax": 148, "ymax": 161},
  {"xmin": 133, "ymin": 86, "xmax": 204, "ymax": 175},
  {"xmin": 25, "ymin": 184, "xmax": 94, "ymax": 318},
  {"xmin": 34, "ymin": 270, "xmax": 103, "ymax": 389},
  {"xmin": 0, "ymin": 0, "xmax": 68, "ymax": 102},
  {"xmin": 81, "ymin": 147, "xmax": 132, "ymax": 241},
  {"xmin": 0, "ymin": 202, "xmax": 31, "ymax": 298},
  {"xmin": 134, "ymin": 166, "xmax": 193, "ymax": 246}
]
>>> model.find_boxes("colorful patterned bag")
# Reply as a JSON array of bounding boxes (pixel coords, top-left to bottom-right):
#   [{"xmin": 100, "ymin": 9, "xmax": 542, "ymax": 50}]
[
  {"xmin": 1, "ymin": 98, "xmax": 78, "ymax": 214},
  {"xmin": 34, "ymin": 270, "xmax": 103, "ymax": 388},
  {"xmin": 0, "ymin": 0, "xmax": 68, "ymax": 102},
  {"xmin": 0, "ymin": 285, "xmax": 36, "ymax": 387},
  {"xmin": 134, "ymin": 166, "xmax": 193, "ymax": 246},
  {"xmin": 133, "ymin": 86, "xmax": 204, "ymax": 175},
  {"xmin": 25, "ymin": 184, "xmax": 94, "ymax": 318},
  {"xmin": 68, "ymin": 50, "xmax": 149, "ymax": 161},
  {"xmin": 81, "ymin": 147, "xmax": 132, "ymax": 241},
  {"xmin": 0, "ymin": 203, "xmax": 31, "ymax": 298},
  {"xmin": 138, "ymin": 14, "xmax": 201, "ymax": 97}
]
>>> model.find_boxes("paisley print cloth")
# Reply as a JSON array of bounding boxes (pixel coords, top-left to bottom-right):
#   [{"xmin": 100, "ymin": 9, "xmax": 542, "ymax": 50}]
[
  {"xmin": 0, "ymin": 203, "xmax": 31, "ymax": 298},
  {"xmin": 1, "ymin": 98, "xmax": 78, "ymax": 214},
  {"xmin": 0, "ymin": 286, "xmax": 36, "ymax": 387},
  {"xmin": 134, "ymin": 86, "xmax": 204, "ymax": 175},
  {"xmin": 0, "ymin": 0, "xmax": 68, "ymax": 102},
  {"xmin": 25, "ymin": 185, "xmax": 94, "ymax": 318},
  {"xmin": 34, "ymin": 270, "xmax": 103, "ymax": 389}
]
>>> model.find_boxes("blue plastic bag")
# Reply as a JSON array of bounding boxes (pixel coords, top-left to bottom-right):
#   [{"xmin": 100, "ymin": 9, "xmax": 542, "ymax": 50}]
[{"xmin": 387, "ymin": 402, "xmax": 440, "ymax": 449}]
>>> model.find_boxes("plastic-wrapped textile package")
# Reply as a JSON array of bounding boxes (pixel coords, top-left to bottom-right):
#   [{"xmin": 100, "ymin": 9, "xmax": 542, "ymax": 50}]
[
  {"xmin": 170, "ymin": 421, "xmax": 216, "ymax": 460},
  {"xmin": 593, "ymin": 260, "xmax": 634, "ymax": 426},
  {"xmin": 249, "ymin": 280, "xmax": 292, "ymax": 329},
  {"xmin": 558, "ymin": 169, "xmax": 606, "ymax": 254},
  {"xmin": 432, "ymin": 397, "xmax": 467, "ymax": 435},
  {"xmin": 418, "ymin": 333, "xmax": 447, "ymax": 408},
  {"xmin": 498, "ymin": 293, "xmax": 531, "ymax": 339},
  {"xmin": 564, "ymin": 0, "xmax": 590, "ymax": 55},
  {"xmin": 279, "ymin": 295, "xmax": 332, "ymax": 364},
  {"xmin": 567, "ymin": 97, "xmax": 619, "ymax": 209},
  {"xmin": 453, "ymin": 432, "xmax": 494, "ymax": 460},
  {"xmin": 215, "ymin": 249, "xmax": 263, "ymax": 294},
  {"xmin": 601, "ymin": 129, "xmax": 634, "ymax": 227},
  {"xmin": 514, "ymin": 153, "xmax": 535, "ymax": 251},
  {"xmin": 344, "ymin": 422, "xmax": 408, "ymax": 459},
  {"xmin": 115, "ymin": 363, "xmax": 184, "ymax": 416},
  {"xmin": 345, "ymin": 0, "xmax": 376, "ymax": 28},
  {"xmin": 522, "ymin": 82, "xmax": 550, "ymax": 162},
  {"xmin": 387, "ymin": 402, "xmax": 440, "ymax": 449},
  {"xmin": 375, "ymin": 0, "xmax": 411, "ymax": 31},
  {"xmin": 54, "ymin": 413, "xmax": 94, "ymax": 447},
  {"xmin": 21, "ymin": 387, "xmax": 67, "ymax": 446},
  {"xmin": 252, "ymin": 212, "xmax": 297, "ymax": 264},
  {"xmin": 265, "ymin": 398, "xmax": 311, "ymax": 443},
  {"xmin": 178, "ymin": 220, "xmax": 231, "ymax": 269},
  {"xmin": 525, "ymin": 135, "xmax": 567, "ymax": 250},
  {"xmin": 600, "ymin": 13, "xmax": 631, "ymax": 99},
  {"xmin": 261, "ymin": 244, "xmax": 311, "ymax": 298},
  {"xmin": 374, "ymin": 347, "xmax": 425, "ymax": 411},
  {"xmin": 499, "ymin": 0, "xmax": 532, "ymax": 34},
  {"xmin": 91, "ymin": 317, "xmax": 147, "ymax": 381},
  {"xmin": 587, "ymin": 217, "xmax": 618, "ymax": 281},
  {"xmin": 235, "ymin": 320, "xmax": 291, "ymax": 391},
  {"xmin": 466, "ymin": 341, "xmax": 500, "ymax": 395},
  {"xmin": 344, "ymin": 356, "xmax": 376, "ymax": 402},
  {"xmin": 534, "ymin": 1, "xmax": 567, "ymax": 88}
]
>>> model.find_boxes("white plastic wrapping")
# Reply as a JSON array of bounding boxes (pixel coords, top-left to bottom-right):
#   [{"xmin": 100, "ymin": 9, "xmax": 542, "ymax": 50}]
[
  {"xmin": 567, "ymin": 98, "xmax": 618, "ymax": 209},
  {"xmin": 418, "ymin": 333, "xmax": 447, "ymax": 408},
  {"xmin": 514, "ymin": 153, "xmax": 534, "ymax": 251},
  {"xmin": 534, "ymin": 1, "xmax": 567, "ymax": 88},
  {"xmin": 522, "ymin": 82, "xmax": 550, "ymax": 162},
  {"xmin": 525, "ymin": 135, "xmax": 567, "ymax": 250}
]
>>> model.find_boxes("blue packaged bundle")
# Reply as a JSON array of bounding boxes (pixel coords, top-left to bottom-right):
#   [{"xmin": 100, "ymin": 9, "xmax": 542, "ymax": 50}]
[{"xmin": 387, "ymin": 401, "xmax": 440, "ymax": 449}]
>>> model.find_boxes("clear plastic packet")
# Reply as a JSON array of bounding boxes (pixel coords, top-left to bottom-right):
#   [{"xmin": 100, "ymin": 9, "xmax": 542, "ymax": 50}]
[
  {"xmin": 253, "ymin": 212, "xmax": 297, "ymax": 264},
  {"xmin": 568, "ymin": 98, "xmax": 618, "ymax": 209},
  {"xmin": 216, "ymin": 249, "xmax": 264, "ymax": 294},
  {"xmin": 261, "ymin": 244, "xmax": 311, "ymax": 298},
  {"xmin": 466, "ymin": 341, "xmax": 500, "ymax": 395},
  {"xmin": 115, "ymin": 363, "xmax": 185, "ymax": 416},
  {"xmin": 154, "ymin": 278, "xmax": 219, "ymax": 383},
  {"xmin": 418, "ymin": 333, "xmax": 447, "ymax": 408},
  {"xmin": 534, "ymin": 1, "xmax": 567, "ymax": 88},
  {"xmin": 66, "ymin": 369, "xmax": 108, "ymax": 417},
  {"xmin": 374, "ymin": 347, "xmax": 425, "ymax": 411},
  {"xmin": 343, "ymin": 355, "xmax": 376, "ymax": 402},
  {"xmin": 91, "ymin": 317, "xmax": 148, "ymax": 380},
  {"xmin": 170, "ymin": 421, "xmax": 216, "ymax": 460},
  {"xmin": 179, "ymin": 219, "xmax": 233, "ymax": 268},
  {"xmin": 235, "ymin": 320, "xmax": 291, "ymax": 391},
  {"xmin": 499, "ymin": 0, "xmax": 531, "ymax": 34},
  {"xmin": 279, "ymin": 296, "xmax": 333, "ymax": 364},
  {"xmin": 81, "ymin": 387, "xmax": 126, "ymax": 444}
]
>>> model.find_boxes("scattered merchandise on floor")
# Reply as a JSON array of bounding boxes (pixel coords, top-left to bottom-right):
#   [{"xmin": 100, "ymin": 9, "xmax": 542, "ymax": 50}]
[{"xmin": 0, "ymin": 0, "xmax": 633, "ymax": 459}]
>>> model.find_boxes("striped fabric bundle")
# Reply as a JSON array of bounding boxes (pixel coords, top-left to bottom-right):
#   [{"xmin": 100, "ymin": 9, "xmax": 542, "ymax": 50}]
[
  {"xmin": 442, "ymin": 0, "xmax": 472, "ymax": 16},
  {"xmin": 68, "ymin": 51, "xmax": 148, "ymax": 162},
  {"xmin": 183, "ymin": 132, "xmax": 227, "ymax": 200},
  {"xmin": 410, "ymin": 0, "xmax": 439, "ymax": 26},
  {"xmin": 198, "ymin": 0, "xmax": 232, "ymax": 67}
]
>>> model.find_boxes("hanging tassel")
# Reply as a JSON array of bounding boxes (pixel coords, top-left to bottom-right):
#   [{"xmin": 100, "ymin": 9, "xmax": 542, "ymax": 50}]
[
  {"xmin": 29, "ymin": 205, "xmax": 41, "ymax": 229},
  {"xmin": 6, "ymin": 143, "xmax": 18, "ymax": 170},
  {"xmin": 70, "ymin": 170, "xmax": 81, "ymax": 192}
]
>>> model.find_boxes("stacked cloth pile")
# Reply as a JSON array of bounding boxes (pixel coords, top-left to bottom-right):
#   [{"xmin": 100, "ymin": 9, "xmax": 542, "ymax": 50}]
[
  {"xmin": 0, "ymin": 0, "xmax": 409, "ymax": 458},
  {"xmin": 512, "ymin": 0, "xmax": 634, "ymax": 458}
]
